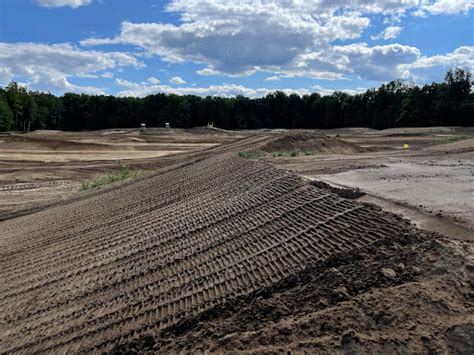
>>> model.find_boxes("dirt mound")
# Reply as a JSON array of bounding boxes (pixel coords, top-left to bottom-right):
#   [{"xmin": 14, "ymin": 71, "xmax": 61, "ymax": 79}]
[
  {"xmin": 0, "ymin": 134, "xmax": 110, "ymax": 150},
  {"xmin": 115, "ymin": 234, "xmax": 473, "ymax": 354},
  {"xmin": 260, "ymin": 133, "xmax": 367, "ymax": 154}
]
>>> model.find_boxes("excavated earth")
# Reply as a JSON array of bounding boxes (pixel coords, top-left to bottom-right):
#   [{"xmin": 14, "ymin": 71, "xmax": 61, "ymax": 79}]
[
  {"xmin": 259, "ymin": 132, "xmax": 368, "ymax": 154},
  {"xmin": 0, "ymin": 132, "xmax": 473, "ymax": 353}
]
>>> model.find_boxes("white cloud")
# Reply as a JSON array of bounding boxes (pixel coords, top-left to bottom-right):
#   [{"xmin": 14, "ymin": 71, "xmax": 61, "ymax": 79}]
[
  {"xmin": 403, "ymin": 46, "xmax": 474, "ymax": 82},
  {"xmin": 414, "ymin": 0, "xmax": 474, "ymax": 16},
  {"xmin": 265, "ymin": 76, "xmax": 280, "ymax": 81},
  {"xmin": 298, "ymin": 43, "xmax": 420, "ymax": 81},
  {"xmin": 36, "ymin": 0, "xmax": 92, "ymax": 8},
  {"xmin": 81, "ymin": 3, "xmax": 372, "ymax": 75},
  {"xmin": 0, "ymin": 42, "xmax": 143, "ymax": 94},
  {"xmin": 312, "ymin": 84, "xmax": 368, "ymax": 96},
  {"xmin": 80, "ymin": 1, "xmax": 473, "ymax": 82},
  {"xmin": 76, "ymin": 71, "xmax": 114, "ymax": 79},
  {"xmin": 80, "ymin": 0, "xmax": 472, "ymax": 82},
  {"xmin": 115, "ymin": 78, "xmax": 140, "ymax": 88},
  {"xmin": 147, "ymin": 76, "xmax": 161, "ymax": 84},
  {"xmin": 197, "ymin": 68, "xmax": 220, "ymax": 76},
  {"xmin": 169, "ymin": 76, "xmax": 186, "ymax": 84},
  {"xmin": 0, "ymin": 67, "xmax": 14, "ymax": 84},
  {"xmin": 115, "ymin": 79, "xmax": 310, "ymax": 98},
  {"xmin": 371, "ymin": 26, "xmax": 403, "ymax": 40}
]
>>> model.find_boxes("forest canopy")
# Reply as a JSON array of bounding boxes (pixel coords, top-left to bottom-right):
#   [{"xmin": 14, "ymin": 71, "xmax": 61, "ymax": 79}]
[{"xmin": 0, "ymin": 68, "xmax": 472, "ymax": 132}]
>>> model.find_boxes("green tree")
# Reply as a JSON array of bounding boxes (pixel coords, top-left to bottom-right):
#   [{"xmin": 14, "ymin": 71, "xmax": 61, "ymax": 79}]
[
  {"xmin": 6, "ymin": 82, "xmax": 24, "ymax": 130},
  {"xmin": 0, "ymin": 90, "xmax": 13, "ymax": 131},
  {"xmin": 23, "ymin": 95, "xmax": 39, "ymax": 131}
]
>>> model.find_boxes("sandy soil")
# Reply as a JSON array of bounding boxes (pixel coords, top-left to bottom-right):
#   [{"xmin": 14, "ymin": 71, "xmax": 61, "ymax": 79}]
[
  {"xmin": 267, "ymin": 128, "xmax": 474, "ymax": 236},
  {"xmin": 0, "ymin": 126, "xmax": 472, "ymax": 353},
  {"xmin": 0, "ymin": 128, "xmax": 239, "ymax": 220}
]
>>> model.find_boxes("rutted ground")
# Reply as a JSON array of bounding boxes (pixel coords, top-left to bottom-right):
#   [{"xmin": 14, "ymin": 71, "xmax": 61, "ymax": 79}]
[
  {"xmin": 0, "ymin": 150, "xmax": 449, "ymax": 353},
  {"xmin": 125, "ymin": 232, "xmax": 472, "ymax": 353},
  {"xmin": 0, "ymin": 128, "xmax": 241, "ymax": 221},
  {"xmin": 0, "ymin": 128, "xmax": 472, "ymax": 353}
]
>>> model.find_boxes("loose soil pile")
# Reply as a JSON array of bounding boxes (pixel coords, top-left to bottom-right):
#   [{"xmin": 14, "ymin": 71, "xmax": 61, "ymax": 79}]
[
  {"xmin": 259, "ymin": 133, "xmax": 367, "ymax": 154},
  {"xmin": 116, "ymin": 232, "xmax": 473, "ymax": 354}
]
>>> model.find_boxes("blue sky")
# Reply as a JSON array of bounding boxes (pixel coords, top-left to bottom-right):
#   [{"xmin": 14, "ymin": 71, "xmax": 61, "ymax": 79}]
[{"xmin": 0, "ymin": 0, "xmax": 473, "ymax": 97}]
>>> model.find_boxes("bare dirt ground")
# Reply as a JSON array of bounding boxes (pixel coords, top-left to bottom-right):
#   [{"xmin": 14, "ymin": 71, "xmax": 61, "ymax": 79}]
[
  {"xmin": 0, "ymin": 128, "xmax": 242, "ymax": 221},
  {"xmin": 0, "ymin": 127, "xmax": 472, "ymax": 353},
  {"xmin": 267, "ymin": 127, "xmax": 474, "ymax": 237}
]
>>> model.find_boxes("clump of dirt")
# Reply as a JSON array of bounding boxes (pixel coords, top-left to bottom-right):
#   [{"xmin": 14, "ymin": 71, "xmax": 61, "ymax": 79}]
[
  {"xmin": 310, "ymin": 180, "xmax": 365, "ymax": 199},
  {"xmin": 113, "ymin": 232, "xmax": 473, "ymax": 354},
  {"xmin": 259, "ymin": 133, "xmax": 367, "ymax": 154}
]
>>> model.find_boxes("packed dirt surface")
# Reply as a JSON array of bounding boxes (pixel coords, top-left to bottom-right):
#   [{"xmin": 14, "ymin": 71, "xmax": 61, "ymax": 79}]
[
  {"xmin": 0, "ymin": 126, "xmax": 473, "ymax": 353},
  {"xmin": 0, "ymin": 128, "xmax": 242, "ymax": 220},
  {"xmin": 268, "ymin": 127, "xmax": 474, "ymax": 235}
]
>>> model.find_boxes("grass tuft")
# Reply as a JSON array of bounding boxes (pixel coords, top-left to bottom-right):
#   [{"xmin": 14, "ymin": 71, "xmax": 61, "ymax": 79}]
[
  {"xmin": 238, "ymin": 151, "xmax": 263, "ymax": 159},
  {"xmin": 81, "ymin": 161, "xmax": 149, "ymax": 191},
  {"xmin": 439, "ymin": 135, "xmax": 470, "ymax": 144}
]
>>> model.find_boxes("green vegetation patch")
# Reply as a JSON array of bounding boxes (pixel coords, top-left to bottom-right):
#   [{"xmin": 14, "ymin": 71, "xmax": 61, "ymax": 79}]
[
  {"xmin": 439, "ymin": 135, "xmax": 471, "ymax": 144},
  {"xmin": 440, "ymin": 135, "xmax": 473, "ymax": 143},
  {"xmin": 239, "ymin": 149, "xmax": 314, "ymax": 159},
  {"xmin": 81, "ymin": 161, "xmax": 150, "ymax": 191}
]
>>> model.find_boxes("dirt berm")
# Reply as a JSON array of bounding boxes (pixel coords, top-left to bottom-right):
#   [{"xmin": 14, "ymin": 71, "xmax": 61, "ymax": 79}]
[
  {"xmin": 119, "ymin": 231, "xmax": 472, "ymax": 353},
  {"xmin": 259, "ymin": 132, "xmax": 367, "ymax": 154}
]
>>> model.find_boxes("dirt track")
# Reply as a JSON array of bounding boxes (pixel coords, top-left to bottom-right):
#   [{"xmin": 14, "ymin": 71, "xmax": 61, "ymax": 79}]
[
  {"xmin": 0, "ymin": 128, "xmax": 242, "ymax": 221},
  {"xmin": 0, "ymin": 128, "xmax": 473, "ymax": 353}
]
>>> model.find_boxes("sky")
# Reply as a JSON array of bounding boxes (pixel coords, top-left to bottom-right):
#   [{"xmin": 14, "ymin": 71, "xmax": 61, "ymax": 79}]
[{"xmin": 0, "ymin": 0, "xmax": 473, "ymax": 97}]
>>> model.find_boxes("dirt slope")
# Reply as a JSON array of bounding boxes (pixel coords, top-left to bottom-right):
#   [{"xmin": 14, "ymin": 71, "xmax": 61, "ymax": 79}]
[
  {"xmin": 137, "ymin": 233, "xmax": 472, "ymax": 354},
  {"xmin": 259, "ymin": 133, "xmax": 367, "ymax": 154},
  {"xmin": 0, "ymin": 151, "xmax": 440, "ymax": 353}
]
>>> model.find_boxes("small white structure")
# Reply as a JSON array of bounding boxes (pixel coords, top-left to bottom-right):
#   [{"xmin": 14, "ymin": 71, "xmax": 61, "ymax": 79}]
[
  {"xmin": 139, "ymin": 123, "xmax": 146, "ymax": 133},
  {"xmin": 165, "ymin": 122, "xmax": 170, "ymax": 129}
]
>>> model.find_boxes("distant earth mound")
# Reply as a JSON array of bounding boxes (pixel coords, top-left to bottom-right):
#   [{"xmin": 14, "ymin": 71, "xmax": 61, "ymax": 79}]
[{"xmin": 260, "ymin": 133, "xmax": 367, "ymax": 155}]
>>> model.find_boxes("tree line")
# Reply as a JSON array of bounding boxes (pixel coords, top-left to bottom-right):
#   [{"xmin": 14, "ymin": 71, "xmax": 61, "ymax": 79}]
[{"xmin": 0, "ymin": 68, "xmax": 472, "ymax": 132}]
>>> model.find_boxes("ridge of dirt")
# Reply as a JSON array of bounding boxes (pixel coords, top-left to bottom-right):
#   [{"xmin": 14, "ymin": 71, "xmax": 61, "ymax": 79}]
[
  {"xmin": 310, "ymin": 180, "xmax": 365, "ymax": 199},
  {"xmin": 258, "ymin": 133, "xmax": 367, "ymax": 154},
  {"xmin": 114, "ymin": 231, "xmax": 473, "ymax": 354}
]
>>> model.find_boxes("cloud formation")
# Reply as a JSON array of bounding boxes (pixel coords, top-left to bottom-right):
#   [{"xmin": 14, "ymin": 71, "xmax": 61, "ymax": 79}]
[
  {"xmin": 115, "ymin": 78, "xmax": 310, "ymax": 98},
  {"xmin": 81, "ymin": 0, "xmax": 473, "ymax": 83},
  {"xmin": 0, "ymin": 42, "xmax": 142, "ymax": 93},
  {"xmin": 36, "ymin": 0, "xmax": 92, "ymax": 8},
  {"xmin": 2, "ymin": 0, "xmax": 472, "ymax": 95},
  {"xmin": 371, "ymin": 26, "xmax": 404, "ymax": 40},
  {"xmin": 414, "ymin": 0, "xmax": 474, "ymax": 16},
  {"xmin": 404, "ymin": 46, "xmax": 474, "ymax": 81},
  {"xmin": 169, "ymin": 76, "xmax": 186, "ymax": 85}
]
